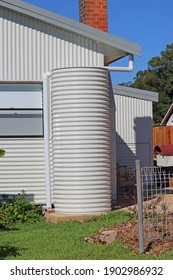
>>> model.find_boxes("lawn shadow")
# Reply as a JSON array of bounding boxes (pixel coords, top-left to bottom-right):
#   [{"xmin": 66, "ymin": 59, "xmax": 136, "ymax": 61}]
[
  {"xmin": 0, "ymin": 245, "xmax": 20, "ymax": 259},
  {"xmin": 0, "ymin": 224, "xmax": 19, "ymax": 231}
]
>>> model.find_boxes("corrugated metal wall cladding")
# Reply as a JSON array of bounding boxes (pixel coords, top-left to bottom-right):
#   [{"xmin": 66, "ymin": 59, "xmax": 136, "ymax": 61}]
[
  {"xmin": 114, "ymin": 94, "xmax": 153, "ymax": 144},
  {"xmin": 0, "ymin": 8, "xmax": 104, "ymax": 80},
  {"xmin": 0, "ymin": 138, "xmax": 53, "ymax": 204},
  {"xmin": 116, "ymin": 143, "xmax": 150, "ymax": 168}
]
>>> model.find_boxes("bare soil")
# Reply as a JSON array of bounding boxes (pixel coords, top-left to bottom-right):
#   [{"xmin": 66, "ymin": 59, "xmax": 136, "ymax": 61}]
[
  {"xmin": 94, "ymin": 219, "xmax": 173, "ymax": 256},
  {"xmin": 93, "ymin": 195, "xmax": 173, "ymax": 256}
]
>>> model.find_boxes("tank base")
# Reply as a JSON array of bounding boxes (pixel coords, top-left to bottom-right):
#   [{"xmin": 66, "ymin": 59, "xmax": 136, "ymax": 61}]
[{"xmin": 44, "ymin": 211, "xmax": 109, "ymax": 224}]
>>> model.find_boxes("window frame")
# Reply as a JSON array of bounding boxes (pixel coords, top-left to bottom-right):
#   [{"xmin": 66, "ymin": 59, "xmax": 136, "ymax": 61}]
[{"xmin": 0, "ymin": 82, "xmax": 44, "ymax": 138}]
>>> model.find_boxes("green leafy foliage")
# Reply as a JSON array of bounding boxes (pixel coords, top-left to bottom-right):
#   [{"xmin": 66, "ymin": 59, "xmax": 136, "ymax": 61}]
[
  {"xmin": 129, "ymin": 43, "xmax": 173, "ymax": 125},
  {"xmin": 0, "ymin": 191, "xmax": 42, "ymax": 227},
  {"xmin": 0, "ymin": 149, "xmax": 5, "ymax": 157}
]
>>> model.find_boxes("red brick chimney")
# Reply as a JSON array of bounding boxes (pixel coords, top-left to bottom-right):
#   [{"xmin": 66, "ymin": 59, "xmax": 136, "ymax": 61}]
[{"xmin": 79, "ymin": 0, "xmax": 108, "ymax": 32}]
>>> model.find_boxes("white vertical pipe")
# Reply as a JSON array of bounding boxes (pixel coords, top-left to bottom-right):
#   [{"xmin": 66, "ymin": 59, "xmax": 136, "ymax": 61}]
[{"xmin": 43, "ymin": 72, "xmax": 52, "ymax": 209}]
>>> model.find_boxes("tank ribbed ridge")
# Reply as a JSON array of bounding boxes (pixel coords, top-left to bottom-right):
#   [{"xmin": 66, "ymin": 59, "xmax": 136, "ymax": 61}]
[{"xmin": 51, "ymin": 67, "xmax": 111, "ymax": 214}]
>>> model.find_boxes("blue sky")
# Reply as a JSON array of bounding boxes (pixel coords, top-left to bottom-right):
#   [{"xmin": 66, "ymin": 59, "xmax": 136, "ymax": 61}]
[{"xmin": 23, "ymin": 0, "xmax": 173, "ymax": 85}]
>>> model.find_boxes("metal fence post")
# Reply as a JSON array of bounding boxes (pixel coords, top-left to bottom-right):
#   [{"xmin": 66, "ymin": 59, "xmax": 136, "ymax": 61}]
[{"xmin": 136, "ymin": 160, "xmax": 144, "ymax": 253}]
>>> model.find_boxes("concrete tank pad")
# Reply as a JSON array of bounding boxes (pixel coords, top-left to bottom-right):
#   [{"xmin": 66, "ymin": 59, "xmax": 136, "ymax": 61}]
[{"xmin": 44, "ymin": 210, "xmax": 103, "ymax": 223}]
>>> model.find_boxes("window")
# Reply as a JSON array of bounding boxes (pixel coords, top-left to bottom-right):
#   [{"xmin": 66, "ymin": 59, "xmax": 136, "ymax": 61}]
[{"xmin": 0, "ymin": 83, "xmax": 43, "ymax": 137}]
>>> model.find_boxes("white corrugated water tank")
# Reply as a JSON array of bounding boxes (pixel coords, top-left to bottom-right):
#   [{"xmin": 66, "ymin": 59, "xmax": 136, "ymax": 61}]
[{"xmin": 51, "ymin": 67, "xmax": 112, "ymax": 214}]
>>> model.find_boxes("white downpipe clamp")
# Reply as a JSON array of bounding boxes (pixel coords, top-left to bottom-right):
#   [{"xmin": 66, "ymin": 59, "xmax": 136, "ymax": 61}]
[{"xmin": 104, "ymin": 54, "xmax": 134, "ymax": 72}]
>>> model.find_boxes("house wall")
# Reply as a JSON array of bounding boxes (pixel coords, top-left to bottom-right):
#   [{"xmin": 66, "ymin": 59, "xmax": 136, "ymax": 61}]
[
  {"xmin": 0, "ymin": 6, "xmax": 104, "ymax": 204},
  {"xmin": 114, "ymin": 93, "xmax": 153, "ymax": 167},
  {"xmin": 0, "ymin": 7, "xmax": 104, "ymax": 80},
  {"xmin": 0, "ymin": 6, "xmax": 154, "ymax": 205},
  {"xmin": 0, "ymin": 138, "xmax": 53, "ymax": 204}
]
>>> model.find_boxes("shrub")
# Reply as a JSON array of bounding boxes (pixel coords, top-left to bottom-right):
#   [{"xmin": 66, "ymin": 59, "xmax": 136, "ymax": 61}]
[
  {"xmin": 0, "ymin": 149, "xmax": 5, "ymax": 157},
  {"xmin": 0, "ymin": 191, "xmax": 42, "ymax": 227}
]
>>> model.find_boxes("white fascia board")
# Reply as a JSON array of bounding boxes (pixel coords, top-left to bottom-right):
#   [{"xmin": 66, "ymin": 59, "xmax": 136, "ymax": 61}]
[
  {"xmin": 0, "ymin": 0, "xmax": 141, "ymax": 58},
  {"xmin": 113, "ymin": 85, "xmax": 159, "ymax": 102},
  {"xmin": 160, "ymin": 104, "xmax": 173, "ymax": 125}
]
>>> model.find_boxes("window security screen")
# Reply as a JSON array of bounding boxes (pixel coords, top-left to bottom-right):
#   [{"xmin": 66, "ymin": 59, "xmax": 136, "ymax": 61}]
[{"xmin": 0, "ymin": 84, "xmax": 43, "ymax": 137}]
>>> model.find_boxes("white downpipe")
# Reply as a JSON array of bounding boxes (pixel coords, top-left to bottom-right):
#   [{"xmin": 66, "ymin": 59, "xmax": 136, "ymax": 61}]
[
  {"xmin": 104, "ymin": 54, "xmax": 134, "ymax": 72},
  {"xmin": 43, "ymin": 72, "xmax": 52, "ymax": 209}
]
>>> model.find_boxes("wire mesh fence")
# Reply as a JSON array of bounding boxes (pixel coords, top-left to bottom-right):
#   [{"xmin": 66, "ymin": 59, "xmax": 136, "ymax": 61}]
[{"xmin": 136, "ymin": 161, "xmax": 173, "ymax": 253}]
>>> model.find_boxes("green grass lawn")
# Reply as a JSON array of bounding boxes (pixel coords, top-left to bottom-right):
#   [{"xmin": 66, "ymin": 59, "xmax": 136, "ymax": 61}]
[{"xmin": 0, "ymin": 210, "xmax": 173, "ymax": 260}]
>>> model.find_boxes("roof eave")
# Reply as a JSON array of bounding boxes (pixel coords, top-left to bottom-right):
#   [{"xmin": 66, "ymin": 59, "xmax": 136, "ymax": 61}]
[
  {"xmin": 113, "ymin": 85, "xmax": 159, "ymax": 102},
  {"xmin": 0, "ymin": 0, "xmax": 141, "ymax": 59}
]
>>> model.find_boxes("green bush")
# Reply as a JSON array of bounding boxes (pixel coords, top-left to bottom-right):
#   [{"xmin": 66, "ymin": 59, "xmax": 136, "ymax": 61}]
[
  {"xmin": 0, "ymin": 191, "xmax": 42, "ymax": 227},
  {"xmin": 0, "ymin": 149, "xmax": 5, "ymax": 157}
]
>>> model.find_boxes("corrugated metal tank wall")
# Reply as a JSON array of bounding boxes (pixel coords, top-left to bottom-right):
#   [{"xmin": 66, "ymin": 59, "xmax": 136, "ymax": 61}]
[
  {"xmin": 114, "ymin": 94, "xmax": 153, "ymax": 167},
  {"xmin": 0, "ymin": 7, "xmax": 104, "ymax": 80},
  {"xmin": 51, "ymin": 67, "xmax": 112, "ymax": 214}
]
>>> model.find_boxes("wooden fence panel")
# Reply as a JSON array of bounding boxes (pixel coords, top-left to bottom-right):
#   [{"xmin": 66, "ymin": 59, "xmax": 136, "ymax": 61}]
[{"xmin": 153, "ymin": 126, "xmax": 173, "ymax": 147}]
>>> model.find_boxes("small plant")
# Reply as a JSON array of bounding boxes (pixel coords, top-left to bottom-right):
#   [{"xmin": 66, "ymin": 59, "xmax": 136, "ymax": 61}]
[
  {"xmin": 0, "ymin": 149, "xmax": 5, "ymax": 157},
  {"xmin": 0, "ymin": 191, "xmax": 42, "ymax": 227}
]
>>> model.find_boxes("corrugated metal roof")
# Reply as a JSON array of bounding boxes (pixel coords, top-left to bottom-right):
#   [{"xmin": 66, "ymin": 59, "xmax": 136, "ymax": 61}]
[
  {"xmin": 113, "ymin": 84, "xmax": 158, "ymax": 102},
  {"xmin": 0, "ymin": 0, "xmax": 141, "ymax": 62}
]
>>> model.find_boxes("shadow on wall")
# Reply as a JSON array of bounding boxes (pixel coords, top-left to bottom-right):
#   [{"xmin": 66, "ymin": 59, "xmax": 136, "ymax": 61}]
[
  {"xmin": 134, "ymin": 116, "xmax": 153, "ymax": 167},
  {"xmin": 109, "ymin": 80, "xmax": 153, "ymax": 198},
  {"xmin": 116, "ymin": 132, "xmax": 136, "ymax": 167},
  {"xmin": 116, "ymin": 117, "xmax": 153, "ymax": 168}
]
